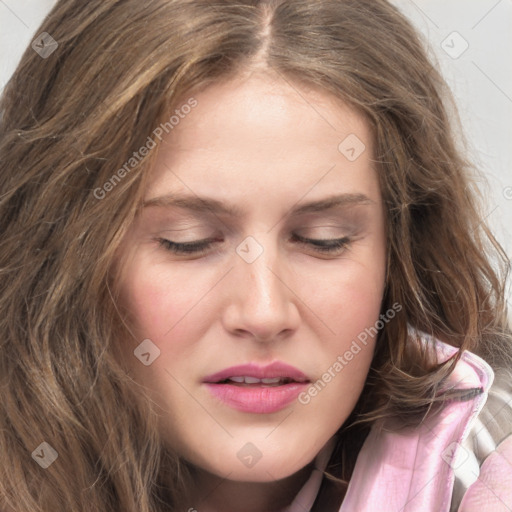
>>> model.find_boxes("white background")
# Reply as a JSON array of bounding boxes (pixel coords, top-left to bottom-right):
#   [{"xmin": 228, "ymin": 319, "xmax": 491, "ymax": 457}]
[{"xmin": 1, "ymin": 0, "xmax": 511, "ymax": 309}]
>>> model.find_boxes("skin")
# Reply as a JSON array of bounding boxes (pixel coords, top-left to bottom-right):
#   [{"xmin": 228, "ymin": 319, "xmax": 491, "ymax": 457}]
[{"xmin": 114, "ymin": 69, "xmax": 387, "ymax": 512}]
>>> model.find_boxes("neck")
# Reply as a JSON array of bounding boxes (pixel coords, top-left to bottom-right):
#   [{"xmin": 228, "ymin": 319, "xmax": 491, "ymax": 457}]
[{"xmin": 185, "ymin": 462, "xmax": 315, "ymax": 512}]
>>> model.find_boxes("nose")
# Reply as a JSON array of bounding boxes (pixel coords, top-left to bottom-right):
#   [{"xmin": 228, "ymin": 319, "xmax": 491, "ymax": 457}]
[{"xmin": 221, "ymin": 236, "xmax": 300, "ymax": 343}]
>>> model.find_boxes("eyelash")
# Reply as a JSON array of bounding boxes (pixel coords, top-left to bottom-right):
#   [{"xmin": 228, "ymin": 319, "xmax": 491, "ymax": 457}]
[{"xmin": 156, "ymin": 234, "xmax": 351, "ymax": 256}]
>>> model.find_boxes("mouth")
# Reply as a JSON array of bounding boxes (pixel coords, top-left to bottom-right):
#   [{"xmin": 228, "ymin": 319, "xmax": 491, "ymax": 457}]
[
  {"xmin": 202, "ymin": 361, "xmax": 310, "ymax": 385},
  {"xmin": 214, "ymin": 376, "xmax": 307, "ymax": 387},
  {"xmin": 202, "ymin": 362, "xmax": 311, "ymax": 414}
]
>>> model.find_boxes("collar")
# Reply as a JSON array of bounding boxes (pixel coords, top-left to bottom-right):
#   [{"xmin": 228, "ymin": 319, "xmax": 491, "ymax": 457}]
[
  {"xmin": 339, "ymin": 335, "xmax": 494, "ymax": 511},
  {"xmin": 280, "ymin": 335, "xmax": 493, "ymax": 512}
]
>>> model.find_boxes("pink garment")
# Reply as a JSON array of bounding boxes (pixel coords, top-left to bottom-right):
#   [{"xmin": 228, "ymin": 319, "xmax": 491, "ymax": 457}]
[
  {"xmin": 283, "ymin": 338, "xmax": 512, "ymax": 512},
  {"xmin": 458, "ymin": 434, "xmax": 512, "ymax": 511}
]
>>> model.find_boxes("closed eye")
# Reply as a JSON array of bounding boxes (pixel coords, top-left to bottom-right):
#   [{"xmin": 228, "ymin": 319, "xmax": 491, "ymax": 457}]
[
  {"xmin": 157, "ymin": 237, "xmax": 217, "ymax": 254},
  {"xmin": 289, "ymin": 233, "xmax": 350, "ymax": 254},
  {"xmin": 156, "ymin": 234, "xmax": 351, "ymax": 256}
]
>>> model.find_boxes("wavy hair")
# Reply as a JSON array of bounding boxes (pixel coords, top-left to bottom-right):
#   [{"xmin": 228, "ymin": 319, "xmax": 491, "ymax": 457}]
[{"xmin": 1, "ymin": 0, "xmax": 510, "ymax": 510}]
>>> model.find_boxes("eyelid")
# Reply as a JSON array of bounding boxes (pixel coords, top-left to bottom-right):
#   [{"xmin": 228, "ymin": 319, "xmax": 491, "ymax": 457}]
[
  {"xmin": 290, "ymin": 234, "xmax": 351, "ymax": 254},
  {"xmin": 156, "ymin": 233, "xmax": 352, "ymax": 257},
  {"xmin": 294, "ymin": 224, "xmax": 357, "ymax": 237},
  {"xmin": 157, "ymin": 237, "xmax": 214, "ymax": 255}
]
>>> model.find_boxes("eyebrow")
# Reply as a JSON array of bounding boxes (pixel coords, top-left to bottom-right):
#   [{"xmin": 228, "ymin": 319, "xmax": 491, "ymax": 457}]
[{"xmin": 142, "ymin": 192, "xmax": 374, "ymax": 217}]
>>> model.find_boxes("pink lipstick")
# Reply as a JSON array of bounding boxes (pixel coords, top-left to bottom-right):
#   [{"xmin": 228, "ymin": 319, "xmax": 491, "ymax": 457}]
[{"xmin": 203, "ymin": 362, "xmax": 310, "ymax": 414}]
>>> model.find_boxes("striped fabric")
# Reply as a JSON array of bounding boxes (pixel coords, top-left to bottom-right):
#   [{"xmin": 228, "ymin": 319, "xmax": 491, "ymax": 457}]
[{"xmin": 451, "ymin": 368, "xmax": 512, "ymax": 510}]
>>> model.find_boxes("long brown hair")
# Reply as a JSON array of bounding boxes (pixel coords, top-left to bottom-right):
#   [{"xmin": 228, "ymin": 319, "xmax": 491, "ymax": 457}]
[{"xmin": 1, "ymin": 0, "xmax": 510, "ymax": 510}]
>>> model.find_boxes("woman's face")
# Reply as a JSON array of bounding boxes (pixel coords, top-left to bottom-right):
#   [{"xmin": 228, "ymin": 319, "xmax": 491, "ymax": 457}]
[{"xmin": 115, "ymin": 71, "xmax": 387, "ymax": 482}]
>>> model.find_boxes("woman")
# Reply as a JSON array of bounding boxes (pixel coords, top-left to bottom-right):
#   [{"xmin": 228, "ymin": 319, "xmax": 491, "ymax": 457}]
[{"xmin": 1, "ymin": 1, "xmax": 511, "ymax": 511}]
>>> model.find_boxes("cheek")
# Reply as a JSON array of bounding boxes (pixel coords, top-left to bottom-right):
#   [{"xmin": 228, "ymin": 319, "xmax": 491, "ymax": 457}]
[
  {"xmin": 308, "ymin": 257, "xmax": 386, "ymax": 341},
  {"xmin": 301, "ymin": 251, "xmax": 386, "ymax": 388},
  {"xmin": 116, "ymin": 259, "xmax": 207, "ymax": 406},
  {"xmin": 116, "ymin": 251, "xmax": 232, "ymax": 395},
  {"xmin": 327, "ymin": 274, "xmax": 382, "ymax": 370},
  {"xmin": 120, "ymin": 255, "xmax": 207, "ymax": 343},
  {"xmin": 294, "ymin": 264, "xmax": 385, "ymax": 429}
]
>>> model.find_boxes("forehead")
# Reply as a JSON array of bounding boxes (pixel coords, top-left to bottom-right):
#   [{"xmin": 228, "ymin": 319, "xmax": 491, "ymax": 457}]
[{"xmin": 145, "ymin": 71, "xmax": 379, "ymax": 209}]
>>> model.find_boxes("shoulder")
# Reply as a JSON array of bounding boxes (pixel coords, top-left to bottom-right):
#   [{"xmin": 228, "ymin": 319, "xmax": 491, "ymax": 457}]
[
  {"xmin": 451, "ymin": 367, "xmax": 512, "ymax": 511},
  {"xmin": 340, "ymin": 332, "xmax": 512, "ymax": 512},
  {"xmin": 420, "ymin": 333, "xmax": 512, "ymax": 510}
]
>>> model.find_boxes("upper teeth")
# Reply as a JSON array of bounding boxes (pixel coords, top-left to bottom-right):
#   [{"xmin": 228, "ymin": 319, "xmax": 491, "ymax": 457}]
[{"xmin": 228, "ymin": 376, "xmax": 285, "ymax": 384}]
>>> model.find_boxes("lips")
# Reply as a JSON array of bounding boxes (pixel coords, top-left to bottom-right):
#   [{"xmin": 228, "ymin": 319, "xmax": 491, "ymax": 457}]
[
  {"xmin": 202, "ymin": 362, "xmax": 310, "ymax": 384},
  {"xmin": 219, "ymin": 376, "xmax": 295, "ymax": 386},
  {"xmin": 203, "ymin": 362, "xmax": 310, "ymax": 414}
]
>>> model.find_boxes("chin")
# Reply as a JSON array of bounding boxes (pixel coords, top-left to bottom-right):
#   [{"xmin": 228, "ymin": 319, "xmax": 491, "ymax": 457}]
[
  {"xmin": 235, "ymin": 465, "xmax": 305, "ymax": 482},
  {"xmin": 193, "ymin": 447, "xmax": 315, "ymax": 483}
]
